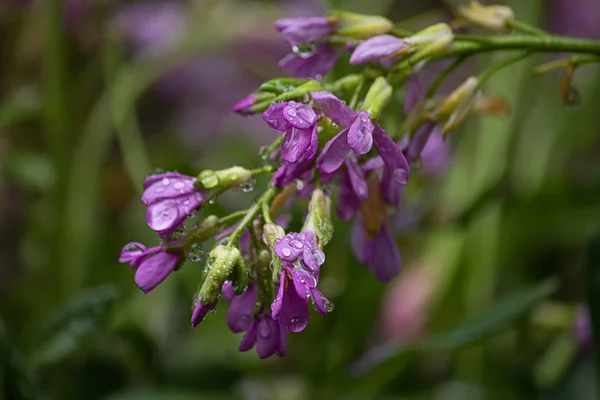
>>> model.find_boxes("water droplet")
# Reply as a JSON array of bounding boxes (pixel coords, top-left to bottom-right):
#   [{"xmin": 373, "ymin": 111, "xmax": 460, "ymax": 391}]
[
  {"xmin": 124, "ymin": 244, "xmax": 143, "ymax": 253},
  {"xmin": 208, "ymin": 199, "xmax": 215, "ymax": 205},
  {"xmin": 188, "ymin": 243, "xmax": 204, "ymax": 262},
  {"xmin": 239, "ymin": 180, "xmax": 255, "ymax": 193},
  {"xmin": 323, "ymin": 298, "xmax": 335, "ymax": 312},
  {"xmin": 154, "ymin": 185, "xmax": 165, "ymax": 193},
  {"xmin": 311, "ymin": 249, "xmax": 325, "ymax": 266},
  {"xmin": 215, "ymin": 236, "xmax": 229, "ymax": 246},
  {"xmin": 289, "ymin": 239, "xmax": 303, "ymax": 249},
  {"xmin": 392, "ymin": 168, "xmax": 408, "ymax": 184},
  {"xmin": 153, "ymin": 168, "xmax": 165, "ymax": 175},
  {"xmin": 287, "ymin": 108, "xmax": 297, "ymax": 117},
  {"xmin": 173, "ymin": 181, "xmax": 185, "ymax": 190},
  {"xmin": 281, "ymin": 247, "xmax": 292, "ymax": 257},
  {"xmin": 161, "ymin": 178, "xmax": 170, "ymax": 186},
  {"xmin": 288, "ymin": 317, "xmax": 307, "ymax": 332}
]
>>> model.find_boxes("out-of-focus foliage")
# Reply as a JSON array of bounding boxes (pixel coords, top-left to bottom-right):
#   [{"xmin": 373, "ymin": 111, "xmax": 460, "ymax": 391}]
[{"xmin": 1, "ymin": 0, "xmax": 600, "ymax": 399}]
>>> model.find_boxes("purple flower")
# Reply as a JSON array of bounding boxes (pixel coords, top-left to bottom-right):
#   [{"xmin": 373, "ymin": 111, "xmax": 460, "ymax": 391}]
[
  {"xmin": 349, "ymin": 35, "xmax": 408, "ymax": 67},
  {"xmin": 420, "ymin": 131, "xmax": 452, "ymax": 176},
  {"xmin": 120, "ymin": 242, "xmax": 182, "ymax": 294},
  {"xmin": 273, "ymin": 157, "xmax": 315, "ymax": 188},
  {"xmin": 262, "ymin": 101, "xmax": 319, "ymax": 163},
  {"xmin": 351, "ymin": 215, "xmax": 401, "ymax": 283},
  {"xmin": 576, "ymin": 306, "xmax": 594, "ymax": 356},
  {"xmin": 142, "ymin": 172, "xmax": 205, "ymax": 236},
  {"xmin": 274, "ymin": 17, "xmax": 336, "ymax": 46},
  {"xmin": 270, "ymin": 232, "xmax": 329, "ymax": 331},
  {"xmin": 336, "ymin": 156, "xmax": 368, "ymax": 220},
  {"xmin": 232, "ymin": 94, "xmax": 257, "ymax": 115},
  {"xmin": 279, "ymin": 43, "xmax": 342, "ymax": 79},
  {"xmin": 311, "ymin": 91, "xmax": 409, "ymax": 183},
  {"xmin": 225, "ymin": 283, "xmax": 286, "ymax": 358}
]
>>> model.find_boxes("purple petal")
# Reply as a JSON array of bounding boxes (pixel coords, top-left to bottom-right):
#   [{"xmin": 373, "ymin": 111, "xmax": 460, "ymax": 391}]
[
  {"xmin": 316, "ymin": 128, "xmax": 351, "ymax": 174},
  {"xmin": 191, "ymin": 300, "xmax": 213, "ymax": 328},
  {"xmin": 349, "ymin": 35, "xmax": 408, "ymax": 65},
  {"xmin": 277, "ymin": 321, "xmax": 287, "ymax": 356},
  {"xmin": 239, "ymin": 320, "xmax": 258, "ymax": 352},
  {"xmin": 380, "ymin": 168, "xmax": 404, "ymax": 210},
  {"xmin": 351, "ymin": 218, "xmax": 401, "ymax": 283},
  {"xmin": 227, "ymin": 284, "xmax": 258, "ymax": 333},
  {"xmin": 403, "ymin": 75, "xmax": 424, "ymax": 115},
  {"xmin": 143, "ymin": 172, "xmax": 190, "ymax": 190},
  {"xmin": 336, "ymin": 168, "xmax": 362, "ymax": 221},
  {"xmin": 273, "ymin": 158, "xmax": 315, "ymax": 188},
  {"xmin": 271, "ymin": 271, "xmax": 287, "ymax": 318},
  {"xmin": 134, "ymin": 251, "xmax": 181, "ymax": 293},
  {"xmin": 420, "ymin": 129, "xmax": 452, "ymax": 176},
  {"xmin": 262, "ymin": 102, "xmax": 289, "ymax": 131},
  {"xmin": 142, "ymin": 174, "xmax": 196, "ymax": 205},
  {"xmin": 347, "ymin": 111, "xmax": 374, "ymax": 155},
  {"xmin": 363, "ymin": 156, "xmax": 385, "ymax": 171},
  {"xmin": 274, "ymin": 17, "xmax": 334, "ymax": 46},
  {"xmin": 345, "ymin": 157, "xmax": 368, "ymax": 201},
  {"xmin": 301, "ymin": 246, "xmax": 326, "ymax": 273},
  {"xmin": 146, "ymin": 192, "xmax": 204, "ymax": 235},
  {"xmin": 279, "ymin": 44, "xmax": 340, "ymax": 80},
  {"xmin": 283, "ymin": 102, "xmax": 318, "ymax": 129},
  {"xmin": 304, "ymin": 125, "xmax": 319, "ymax": 161},
  {"xmin": 372, "ymin": 124, "xmax": 410, "ymax": 185},
  {"xmin": 281, "ymin": 127, "xmax": 313, "ymax": 163},
  {"xmin": 280, "ymin": 285, "xmax": 309, "ymax": 333},
  {"xmin": 274, "ymin": 236, "xmax": 304, "ymax": 262},
  {"xmin": 310, "ymin": 287, "xmax": 328, "ymax": 315},
  {"xmin": 233, "ymin": 94, "xmax": 256, "ymax": 115},
  {"xmin": 222, "ymin": 281, "xmax": 235, "ymax": 301},
  {"xmin": 256, "ymin": 316, "xmax": 281, "ymax": 359},
  {"xmin": 119, "ymin": 242, "xmax": 148, "ymax": 264},
  {"xmin": 310, "ymin": 91, "xmax": 357, "ymax": 126},
  {"xmin": 406, "ymin": 121, "xmax": 436, "ymax": 163}
]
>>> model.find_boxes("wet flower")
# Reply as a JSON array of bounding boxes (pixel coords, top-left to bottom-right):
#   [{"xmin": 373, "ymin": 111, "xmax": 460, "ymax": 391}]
[
  {"xmin": 311, "ymin": 91, "xmax": 409, "ymax": 184},
  {"xmin": 232, "ymin": 94, "xmax": 258, "ymax": 115},
  {"xmin": 273, "ymin": 157, "xmax": 315, "ymax": 188},
  {"xmin": 263, "ymin": 101, "xmax": 320, "ymax": 163},
  {"xmin": 274, "ymin": 17, "xmax": 337, "ymax": 46},
  {"xmin": 349, "ymin": 35, "xmax": 408, "ymax": 67},
  {"xmin": 119, "ymin": 241, "xmax": 183, "ymax": 294},
  {"xmin": 271, "ymin": 231, "xmax": 329, "ymax": 331},
  {"xmin": 279, "ymin": 43, "xmax": 342, "ymax": 79},
  {"xmin": 142, "ymin": 172, "xmax": 205, "ymax": 236},
  {"xmin": 225, "ymin": 283, "xmax": 286, "ymax": 358}
]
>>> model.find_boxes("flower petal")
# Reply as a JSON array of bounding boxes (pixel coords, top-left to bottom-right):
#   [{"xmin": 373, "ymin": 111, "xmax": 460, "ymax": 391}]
[
  {"xmin": 283, "ymin": 102, "xmax": 318, "ymax": 129},
  {"xmin": 281, "ymin": 127, "xmax": 313, "ymax": 163},
  {"xmin": 274, "ymin": 17, "xmax": 334, "ymax": 46},
  {"xmin": 270, "ymin": 271, "xmax": 287, "ymax": 318},
  {"xmin": 191, "ymin": 300, "xmax": 213, "ymax": 328},
  {"xmin": 406, "ymin": 120, "xmax": 436, "ymax": 163},
  {"xmin": 347, "ymin": 111, "xmax": 374, "ymax": 155},
  {"xmin": 310, "ymin": 287, "xmax": 328, "ymax": 315},
  {"xmin": 380, "ymin": 167, "xmax": 404, "ymax": 210},
  {"xmin": 134, "ymin": 251, "xmax": 181, "ymax": 294},
  {"xmin": 239, "ymin": 320, "xmax": 258, "ymax": 352},
  {"xmin": 279, "ymin": 44, "xmax": 340, "ymax": 80},
  {"xmin": 143, "ymin": 172, "xmax": 188, "ymax": 190},
  {"xmin": 351, "ymin": 218, "xmax": 401, "ymax": 283},
  {"xmin": 403, "ymin": 74, "xmax": 424, "ymax": 115},
  {"xmin": 336, "ymin": 168, "xmax": 362, "ymax": 221},
  {"xmin": 142, "ymin": 174, "xmax": 196, "ymax": 206},
  {"xmin": 310, "ymin": 91, "xmax": 357, "ymax": 126},
  {"xmin": 145, "ymin": 192, "xmax": 204, "ymax": 235},
  {"xmin": 349, "ymin": 35, "xmax": 408, "ymax": 65},
  {"xmin": 345, "ymin": 156, "xmax": 368, "ymax": 201},
  {"xmin": 262, "ymin": 102, "xmax": 289, "ymax": 131},
  {"xmin": 256, "ymin": 316, "xmax": 281, "ymax": 359},
  {"xmin": 280, "ymin": 280, "xmax": 309, "ymax": 333},
  {"xmin": 316, "ymin": 128, "xmax": 351, "ymax": 174},
  {"xmin": 227, "ymin": 284, "xmax": 258, "ymax": 333},
  {"xmin": 273, "ymin": 158, "xmax": 315, "ymax": 188},
  {"xmin": 372, "ymin": 124, "xmax": 410, "ymax": 185}
]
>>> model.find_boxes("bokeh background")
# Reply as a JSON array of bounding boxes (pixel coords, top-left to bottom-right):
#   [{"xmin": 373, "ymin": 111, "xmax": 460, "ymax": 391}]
[{"xmin": 2, "ymin": 0, "xmax": 600, "ymax": 399}]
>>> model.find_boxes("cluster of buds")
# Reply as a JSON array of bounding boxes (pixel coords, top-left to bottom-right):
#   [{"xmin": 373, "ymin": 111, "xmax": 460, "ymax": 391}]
[{"xmin": 119, "ymin": 5, "xmax": 522, "ymax": 358}]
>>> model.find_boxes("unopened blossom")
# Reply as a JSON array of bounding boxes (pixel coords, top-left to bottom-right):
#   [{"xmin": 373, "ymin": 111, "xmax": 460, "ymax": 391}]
[
  {"xmin": 279, "ymin": 43, "xmax": 342, "ymax": 79},
  {"xmin": 263, "ymin": 101, "xmax": 319, "ymax": 163},
  {"xmin": 274, "ymin": 17, "xmax": 337, "ymax": 46},
  {"xmin": 119, "ymin": 241, "xmax": 182, "ymax": 294},
  {"xmin": 224, "ymin": 283, "xmax": 286, "ymax": 358},
  {"xmin": 271, "ymin": 231, "xmax": 329, "ymax": 332},
  {"xmin": 349, "ymin": 35, "xmax": 408, "ymax": 67},
  {"xmin": 142, "ymin": 172, "xmax": 205, "ymax": 235},
  {"xmin": 311, "ymin": 91, "xmax": 409, "ymax": 184},
  {"xmin": 232, "ymin": 94, "xmax": 257, "ymax": 115}
]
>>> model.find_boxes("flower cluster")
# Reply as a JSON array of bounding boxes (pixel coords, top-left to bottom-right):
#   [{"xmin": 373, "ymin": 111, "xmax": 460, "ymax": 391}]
[{"xmin": 118, "ymin": 7, "xmax": 525, "ymax": 358}]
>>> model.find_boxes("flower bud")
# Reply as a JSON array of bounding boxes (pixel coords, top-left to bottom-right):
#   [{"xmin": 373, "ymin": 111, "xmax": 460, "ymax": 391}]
[
  {"xmin": 262, "ymin": 223, "xmax": 286, "ymax": 248},
  {"xmin": 441, "ymin": 91, "xmax": 481, "ymax": 136},
  {"xmin": 363, "ymin": 77, "xmax": 393, "ymax": 118},
  {"xmin": 233, "ymin": 93, "xmax": 276, "ymax": 115},
  {"xmin": 405, "ymin": 23, "xmax": 454, "ymax": 62},
  {"xmin": 275, "ymin": 80, "xmax": 324, "ymax": 102},
  {"xmin": 330, "ymin": 10, "xmax": 393, "ymax": 39},
  {"xmin": 435, "ymin": 76, "xmax": 480, "ymax": 120},
  {"xmin": 457, "ymin": 2, "xmax": 514, "ymax": 33},
  {"xmin": 187, "ymin": 215, "xmax": 225, "ymax": 245},
  {"xmin": 200, "ymin": 245, "xmax": 242, "ymax": 304},
  {"xmin": 195, "ymin": 166, "xmax": 253, "ymax": 190},
  {"xmin": 259, "ymin": 78, "xmax": 309, "ymax": 95},
  {"xmin": 302, "ymin": 189, "xmax": 333, "ymax": 247}
]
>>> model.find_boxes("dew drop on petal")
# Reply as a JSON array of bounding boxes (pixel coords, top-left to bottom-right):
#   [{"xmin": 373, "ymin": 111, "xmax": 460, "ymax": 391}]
[
  {"xmin": 173, "ymin": 181, "xmax": 185, "ymax": 190},
  {"xmin": 288, "ymin": 317, "xmax": 307, "ymax": 332},
  {"xmin": 281, "ymin": 247, "xmax": 292, "ymax": 257},
  {"xmin": 289, "ymin": 239, "xmax": 303, "ymax": 249},
  {"xmin": 123, "ymin": 243, "xmax": 144, "ymax": 253},
  {"xmin": 148, "ymin": 201, "xmax": 180, "ymax": 232},
  {"xmin": 162, "ymin": 178, "xmax": 170, "ymax": 186},
  {"xmin": 392, "ymin": 168, "xmax": 408, "ymax": 184}
]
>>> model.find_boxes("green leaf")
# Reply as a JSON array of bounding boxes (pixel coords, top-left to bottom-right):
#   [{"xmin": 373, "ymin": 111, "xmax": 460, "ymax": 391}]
[{"xmin": 28, "ymin": 285, "xmax": 119, "ymax": 367}]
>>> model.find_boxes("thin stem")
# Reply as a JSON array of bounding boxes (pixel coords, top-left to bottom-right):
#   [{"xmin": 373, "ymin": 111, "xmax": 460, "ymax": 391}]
[
  {"xmin": 219, "ymin": 210, "xmax": 248, "ymax": 226},
  {"xmin": 227, "ymin": 186, "xmax": 279, "ymax": 246},
  {"xmin": 262, "ymin": 201, "xmax": 274, "ymax": 225},
  {"xmin": 507, "ymin": 20, "xmax": 549, "ymax": 37},
  {"xmin": 249, "ymin": 165, "xmax": 275, "ymax": 176},
  {"xmin": 262, "ymin": 135, "xmax": 284, "ymax": 163},
  {"xmin": 349, "ymin": 76, "xmax": 365, "ymax": 109},
  {"xmin": 478, "ymin": 52, "xmax": 533, "ymax": 84},
  {"xmin": 425, "ymin": 56, "xmax": 467, "ymax": 98},
  {"xmin": 533, "ymin": 55, "xmax": 600, "ymax": 75}
]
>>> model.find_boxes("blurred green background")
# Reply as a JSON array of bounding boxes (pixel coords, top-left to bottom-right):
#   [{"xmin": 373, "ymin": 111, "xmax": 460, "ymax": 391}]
[{"xmin": 2, "ymin": 0, "xmax": 600, "ymax": 399}]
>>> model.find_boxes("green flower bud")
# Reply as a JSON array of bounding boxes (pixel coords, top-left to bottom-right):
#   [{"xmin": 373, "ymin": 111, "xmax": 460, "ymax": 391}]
[
  {"xmin": 200, "ymin": 245, "xmax": 242, "ymax": 304},
  {"xmin": 195, "ymin": 166, "xmax": 252, "ymax": 190},
  {"xmin": 363, "ymin": 77, "xmax": 393, "ymax": 119},
  {"xmin": 302, "ymin": 189, "xmax": 333, "ymax": 247},
  {"xmin": 330, "ymin": 10, "xmax": 393, "ymax": 39},
  {"xmin": 275, "ymin": 80, "xmax": 324, "ymax": 102},
  {"xmin": 435, "ymin": 77, "xmax": 480, "ymax": 120},
  {"xmin": 187, "ymin": 216, "xmax": 225, "ymax": 245},
  {"xmin": 262, "ymin": 223, "xmax": 286, "ymax": 248},
  {"xmin": 259, "ymin": 78, "xmax": 309, "ymax": 95},
  {"xmin": 457, "ymin": 2, "xmax": 514, "ymax": 33}
]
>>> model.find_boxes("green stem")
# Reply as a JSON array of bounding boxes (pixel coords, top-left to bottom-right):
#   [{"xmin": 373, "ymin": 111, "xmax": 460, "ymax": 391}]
[
  {"xmin": 533, "ymin": 55, "xmax": 600, "ymax": 75},
  {"xmin": 425, "ymin": 56, "xmax": 467, "ymax": 98},
  {"xmin": 249, "ymin": 165, "xmax": 275, "ymax": 176},
  {"xmin": 478, "ymin": 52, "xmax": 533, "ymax": 84},
  {"xmin": 227, "ymin": 186, "xmax": 279, "ymax": 246},
  {"xmin": 219, "ymin": 210, "xmax": 248, "ymax": 226},
  {"xmin": 262, "ymin": 135, "xmax": 284, "ymax": 162},
  {"xmin": 262, "ymin": 201, "xmax": 274, "ymax": 225},
  {"xmin": 349, "ymin": 76, "xmax": 365, "ymax": 109}
]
